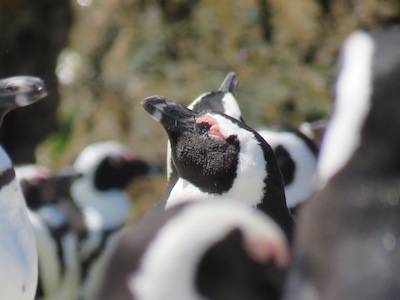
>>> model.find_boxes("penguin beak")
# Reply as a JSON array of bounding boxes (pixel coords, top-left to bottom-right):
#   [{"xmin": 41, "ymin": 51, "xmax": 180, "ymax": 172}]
[
  {"xmin": 47, "ymin": 167, "xmax": 83, "ymax": 192},
  {"xmin": 0, "ymin": 76, "xmax": 48, "ymax": 110},
  {"xmin": 142, "ymin": 95, "xmax": 197, "ymax": 133}
]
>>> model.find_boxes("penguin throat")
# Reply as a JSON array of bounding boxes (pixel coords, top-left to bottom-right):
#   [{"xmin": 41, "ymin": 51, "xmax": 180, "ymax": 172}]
[{"xmin": 196, "ymin": 115, "xmax": 225, "ymax": 140}]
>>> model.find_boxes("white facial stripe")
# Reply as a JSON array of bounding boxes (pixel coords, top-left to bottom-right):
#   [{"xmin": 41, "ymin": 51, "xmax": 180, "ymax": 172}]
[
  {"xmin": 166, "ymin": 141, "xmax": 173, "ymax": 180},
  {"xmin": 187, "ymin": 92, "xmax": 208, "ymax": 110},
  {"xmin": 317, "ymin": 31, "xmax": 374, "ymax": 186},
  {"xmin": 73, "ymin": 141, "xmax": 132, "ymax": 174},
  {"xmin": 258, "ymin": 130, "xmax": 317, "ymax": 208},
  {"xmin": 221, "ymin": 93, "xmax": 241, "ymax": 120},
  {"xmin": 188, "ymin": 92, "xmax": 241, "ymax": 120},
  {"xmin": 210, "ymin": 114, "xmax": 267, "ymax": 206},
  {"xmin": 15, "ymin": 94, "xmax": 31, "ymax": 107},
  {"xmin": 130, "ymin": 201, "xmax": 287, "ymax": 300}
]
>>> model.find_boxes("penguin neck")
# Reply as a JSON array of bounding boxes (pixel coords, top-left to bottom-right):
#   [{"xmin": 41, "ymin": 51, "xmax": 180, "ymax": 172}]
[
  {"xmin": 256, "ymin": 156, "xmax": 294, "ymax": 241},
  {"xmin": 71, "ymin": 179, "xmax": 131, "ymax": 229},
  {"xmin": 166, "ymin": 137, "xmax": 269, "ymax": 209},
  {"xmin": 0, "ymin": 147, "xmax": 24, "ymax": 213}
]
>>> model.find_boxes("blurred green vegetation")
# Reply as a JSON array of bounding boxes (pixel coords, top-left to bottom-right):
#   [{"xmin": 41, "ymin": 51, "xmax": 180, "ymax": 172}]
[{"xmin": 35, "ymin": 0, "xmax": 400, "ymax": 210}]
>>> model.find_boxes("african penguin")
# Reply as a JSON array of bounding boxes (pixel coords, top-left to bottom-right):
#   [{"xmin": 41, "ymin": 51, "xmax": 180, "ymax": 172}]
[
  {"xmin": 16, "ymin": 165, "xmax": 84, "ymax": 300},
  {"xmin": 161, "ymin": 72, "xmax": 243, "ymax": 210},
  {"xmin": 258, "ymin": 124, "xmax": 318, "ymax": 215},
  {"xmin": 16, "ymin": 164, "xmax": 82, "ymax": 211},
  {"xmin": 283, "ymin": 30, "xmax": 400, "ymax": 300},
  {"xmin": 0, "ymin": 75, "xmax": 47, "ymax": 300},
  {"xmin": 96, "ymin": 200, "xmax": 289, "ymax": 300},
  {"xmin": 70, "ymin": 141, "xmax": 162, "ymax": 300},
  {"xmin": 142, "ymin": 96, "xmax": 294, "ymax": 240}
]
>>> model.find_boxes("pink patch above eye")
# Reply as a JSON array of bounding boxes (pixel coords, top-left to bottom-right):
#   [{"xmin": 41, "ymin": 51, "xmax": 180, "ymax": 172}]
[
  {"xmin": 196, "ymin": 115, "xmax": 225, "ymax": 140},
  {"xmin": 243, "ymin": 237, "xmax": 289, "ymax": 268}
]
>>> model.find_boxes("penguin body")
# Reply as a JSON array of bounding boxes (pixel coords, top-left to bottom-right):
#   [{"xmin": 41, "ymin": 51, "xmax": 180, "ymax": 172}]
[
  {"xmin": 142, "ymin": 96, "xmax": 294, "ymax": 239},
  {"xmin": 0, "ymin": 75, "xmax": 47, "ymax": 300},
  {"xmin": 284, "ymin": 30, "xmax": 400, "ymax": 300},
  {"xmin": 16, "ymin": 141, "xmax": 161, "ymax": 300},
  {"xmin": 16, "ymin": 165, "xmax": 83, "ymax": 300},
  {"xmin": 97, "ymin": 200, "xmax": 289, "ymax": 300},
  {"xmin": 258, "ymin": 124, "xmax": 318, "ymax": 215},
  {"xmin": 71, "ymin": 141, "xmax": 162, "ymax": 300}
]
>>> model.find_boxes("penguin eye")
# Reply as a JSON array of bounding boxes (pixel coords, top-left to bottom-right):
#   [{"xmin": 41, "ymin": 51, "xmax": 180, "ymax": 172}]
[
  {"xmin": 226, "ymin": 135, "xmax": 239, "ymax": 145},
  {"xmin": 196, "ymin": 122, "xmax": 211, "ymax": 136}
]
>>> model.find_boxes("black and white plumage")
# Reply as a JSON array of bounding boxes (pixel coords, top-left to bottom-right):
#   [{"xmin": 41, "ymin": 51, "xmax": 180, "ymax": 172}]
[
  {"xmin": 142, "ymin": 96, "xmax": 294, "ymax": 239},
  {"xmin": 258, "ymin": 124, "xmax": 318, "ymax": 215},
  {"xmin": 16, "ymin": 165, "xmax": 84, "ymax": 300},
  {"xmin": 165, "ymin": 72, "xmax": 316, "ymax": 217},
  {"xmin": 160, "ymin": 72, "xmax": 243, "ymax": 210},
  {"xmin": 283, "ymin": 30, "xmax": 400, "ymax": 300},
  {"xmin": 15, "ymin": 142, "xmax": 161, "ymax": 300},
  {"xmin": 16, "ymin": 165, "xmax": 82, "ymax": 211},
  {"xmin": 0, "ymin": 75, "xmax": 47, "ymax": 300},
  {"xmin": 187, "ymin": 71, "xmax": 242, "ymax": 121},
  {"xmin": 166, "ymin": 72, "xmax": 242, "ymax": 180},
  {"xmin": 70, "ymin": 141, "xmax": 162, "ymax": 300},
  {"xmin": 97, "ymin": 200, "xmax": 289, "ymax": 300}
]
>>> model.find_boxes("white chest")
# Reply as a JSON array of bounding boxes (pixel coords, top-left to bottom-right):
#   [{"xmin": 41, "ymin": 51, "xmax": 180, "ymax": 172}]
[{"xmin": 0, "ymin": 179, "xmax": 38, "ymax": 300}]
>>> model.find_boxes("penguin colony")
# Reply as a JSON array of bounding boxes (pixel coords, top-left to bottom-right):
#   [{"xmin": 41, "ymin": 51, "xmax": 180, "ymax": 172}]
[{"xmin": 0, "ymin": 28, "xmax": 399, "ymax": 300}]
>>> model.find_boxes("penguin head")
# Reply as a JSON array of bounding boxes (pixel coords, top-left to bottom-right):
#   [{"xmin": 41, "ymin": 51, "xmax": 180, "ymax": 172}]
[
  {"xmin": 166, "ymin": 72, "xmax": 242, "ymax": 180},
  {"xmin": 73, "ymin": 141, "xmax": 162, "ymax": 193},
  {"xmin": 127, "ymin": 200, "xmax": 289, "ymax": 300},
  {"xmin": 0, "ymin": 76, "xmax": 47, "ymax": 175},
  {"xmin": 143, "ymin": 96, "xmax": 270, "ymax": 196},
  {"xmin": 0, "ymin": 76, "xmax": 47, "ymax": 123},
  {"xmin": 195, "ymin": 227, "xmax": 287, "ymax": 300},
  {"xmin": 16, "ymin": 165, "xmax": 82, "ymax": 210}
]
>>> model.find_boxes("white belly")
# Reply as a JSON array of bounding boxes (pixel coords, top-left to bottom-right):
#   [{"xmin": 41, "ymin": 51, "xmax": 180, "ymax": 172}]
[{"xmin": 0, "ymin": 180, "xmax": 38, "ymax": 300}]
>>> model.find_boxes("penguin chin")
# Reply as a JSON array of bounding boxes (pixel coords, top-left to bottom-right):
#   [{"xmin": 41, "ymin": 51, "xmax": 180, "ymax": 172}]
[{"xmin": 170, "ymin": 140, "xmax": 239, "ymax": 194}]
